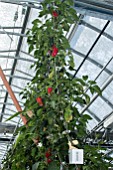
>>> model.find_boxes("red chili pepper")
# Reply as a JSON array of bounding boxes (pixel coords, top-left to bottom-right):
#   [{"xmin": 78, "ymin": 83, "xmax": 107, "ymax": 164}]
[
  {"xmin": 36, "ymin": 97, "xmax": 43, "ymax": 106},
  {"xmin": 47, "ymin": 87, "xmax": 53, "ymax": 95},
  {"xmin": 45, "ymin": 151, "xmax": 51, "ymax": 158},
  {"xmin": 47, "ymin": 158, "xmax": 52, "ymax": 164},
  {"xmin": 52, "ymin": 11, "xmax": 58, "ymax": 17},
  {"xmin": 51, "ymin": 45, "xmax": 58, "ymax": 57}
]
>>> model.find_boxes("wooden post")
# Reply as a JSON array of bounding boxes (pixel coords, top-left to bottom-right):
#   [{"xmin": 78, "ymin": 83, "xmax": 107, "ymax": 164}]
[{"xmin": 0, "ymin": 66, "xmax": 27, "ymax": 125}]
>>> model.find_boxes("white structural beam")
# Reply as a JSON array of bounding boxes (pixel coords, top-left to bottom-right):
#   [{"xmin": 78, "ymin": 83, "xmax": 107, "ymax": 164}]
[{"xmin": 1, "ymin": 0, "xmax": 43, "ymax": 3}]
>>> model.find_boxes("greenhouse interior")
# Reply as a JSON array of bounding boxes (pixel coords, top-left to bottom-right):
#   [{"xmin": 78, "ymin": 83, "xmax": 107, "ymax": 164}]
[{"xmin": 0, "ymin": 0, "xmax": 113, "ymax": 169}]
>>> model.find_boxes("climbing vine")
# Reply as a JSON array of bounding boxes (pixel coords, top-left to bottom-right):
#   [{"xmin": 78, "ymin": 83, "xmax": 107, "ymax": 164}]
[{"xmin": 2, "ymin": 0, "xmax": 113, "ymax": 169}]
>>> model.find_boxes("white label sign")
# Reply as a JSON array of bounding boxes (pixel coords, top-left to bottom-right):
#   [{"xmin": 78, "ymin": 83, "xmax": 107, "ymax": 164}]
[{"xmin": 69, "ymin": 149, "xmax": 84, "ymax": 164}]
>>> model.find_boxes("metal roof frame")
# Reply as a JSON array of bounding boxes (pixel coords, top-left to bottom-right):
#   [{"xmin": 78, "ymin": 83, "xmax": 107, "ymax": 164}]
[
  {"xmin": 70, "ymin": 19, "xmax": 113, "ymax": 127},
  {"xmin": 0, "ymin": 5, "xmax": 31, "ymax": 122}
]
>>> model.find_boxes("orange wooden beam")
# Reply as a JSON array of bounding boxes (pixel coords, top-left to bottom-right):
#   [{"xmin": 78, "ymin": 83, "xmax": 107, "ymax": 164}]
[{"xmin": 0, "ymin": 66, "xmax": 27, "ymax": 125}]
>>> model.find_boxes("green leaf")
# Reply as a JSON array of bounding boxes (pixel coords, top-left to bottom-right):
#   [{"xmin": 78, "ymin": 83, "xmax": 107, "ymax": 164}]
[
  {"xmin": 63, "ymin": 23, "xmax": 70, "ymax": 31},
  {"xmin": 26, "ymin": 30, "xmax": 30, "ymax": 35},
  {"xmin": 29, "ymin": 44, "xmax": 34, "ymax": 53},
  {"xmin": 64, "ymin": 0, "xmax": 74, "ymax": 6},
  {"xmin": 82, "ymin": 114, "xmax": 92, "ymax": 121},
  {"xmin": 14, "ymin": 133, "xmax": 24, "ymax": 148},
  {"xmin": 37, "ymin": 108, "xmax": 43, "ymax": 116},
  {"xmin": 51, "ymin": 101, "xmax": 55, "ymax": 109},
  {"xmin": 88, "ymin": 80, "xmax": 96, "ymax": 85},
  {"xmin": 68, "ymin": 66, "xmax": 75, "ymax": 71},
  {"xmin": 32, "ymin": 19, "xmax": 41, "ymax": 25},
  {"xmin": 76, "ymin": 78, "xmax": 86, "ymax": 86},
  {"xmin": 84, "ymin": 94, "xmax": 90, "ymax": 104},
  {"xmin": 89, "ymin": 86, "xmax": 95, "ymax": 94},
  {"xmin": 93, "ymin": 85, "xmax": 102, "ymax": 95},
  {"xmin": 5, "ymin": 111, "xmax": 21, "ymax": 122},
  {"xmin": 69, "ymin": 57, "xmax": 75, "ymax": 68},
  {"xmin": 32, "ymin": 162, "xmax": 39, "ymax": 170},
  {"xmin": 31, "ymin": 148, "xmax": 37, "ymax": 157},
  {"xmin": 64, "ymin": 107, "xmax": 73, "ymax": 122},
  {"xmin": 39, "ymin": 10, "xmax": 47, "ymax": 17},
  {"xmin": 47, "ymin": 161, "xmax": 60, "ymax": 170},
  {"xmin": 83, "ymin": 75, "xmax": 88, "ymax": 81},
  {"xmin": 75, "ymin": 97, "xmax": 85, "ymax": 104}
]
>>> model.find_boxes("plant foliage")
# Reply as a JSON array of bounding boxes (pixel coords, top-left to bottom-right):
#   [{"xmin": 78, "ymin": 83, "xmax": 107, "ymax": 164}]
[{"xmin": 2, "ymin": 0, "xmax": 113, "ymax": 169}]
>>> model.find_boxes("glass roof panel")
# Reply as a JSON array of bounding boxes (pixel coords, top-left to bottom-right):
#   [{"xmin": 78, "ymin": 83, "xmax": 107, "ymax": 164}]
[
  {"xmin": 105, "ymin": 22, "xmax": 113, "ymax": 37},
  {"xmin": 96, "ymin": 71, "xmax": 110, "ymax": 87},
  {"xmin": 85, "ymin": 111, "xmax": 98, "ymax": 131},
  {"xmin": 68, "ymin": 14, "xmax": 113, "ymax": 134},
  {"xmin": 89, "ymin": 36, "xmax": 113, "ymax": 66},
  {"xmin": 102, "ymin": 81, "xmax": 113, "ymax": 103},
  {"xmin": 106, "ymin": 58, "xmax": 113, "ymax": 73},
  {"xmin": 77, "ymin": 60, "xmax": 101, "ymax": 79},
  {"xmin": 84, "ymin": 16, "xmax": 107, "ymax": 30},
  {"xmin": 88, "ymin": 96, "xmax": 112, "ymax": 120},
  {"xmin": 71, "ymin": 25, "xmax": 99, "ymax": 55}
]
